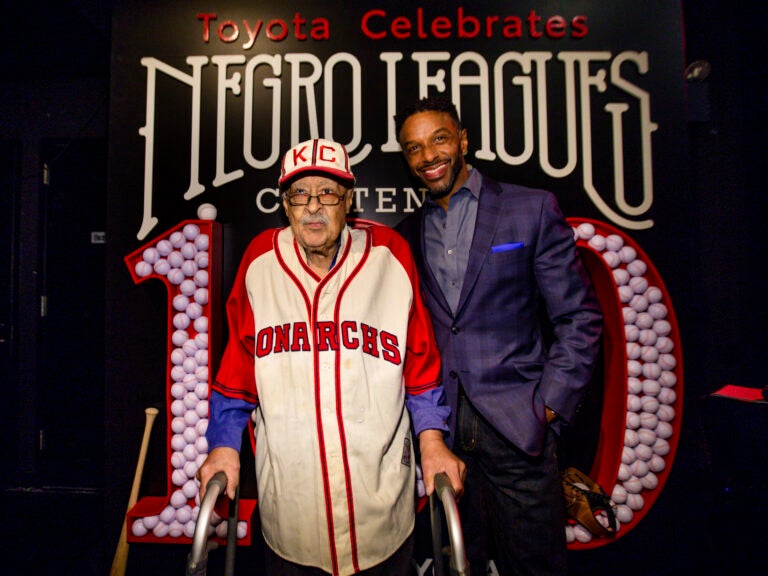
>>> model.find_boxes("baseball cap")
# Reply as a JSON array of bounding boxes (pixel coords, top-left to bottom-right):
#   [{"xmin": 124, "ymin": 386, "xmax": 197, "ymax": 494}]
[{"xmin": 278, "ymin": 138, "xmax": 356, "ymax": 188}]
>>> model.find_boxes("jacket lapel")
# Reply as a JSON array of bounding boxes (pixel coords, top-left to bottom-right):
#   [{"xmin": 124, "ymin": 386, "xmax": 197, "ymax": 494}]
[{"xmin": 455, "ymin": 175, "xmax": 503, "ymax": 316}]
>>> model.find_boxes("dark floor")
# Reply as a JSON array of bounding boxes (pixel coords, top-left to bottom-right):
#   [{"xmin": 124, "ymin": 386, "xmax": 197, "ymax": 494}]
[{"xmin": 2, "ymin": 396, "xmax": 765, "ymax": 575}]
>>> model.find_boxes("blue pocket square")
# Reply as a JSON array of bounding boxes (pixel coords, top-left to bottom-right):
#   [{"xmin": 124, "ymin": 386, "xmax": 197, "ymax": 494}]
[{"xmin": 491, "ymin": 241, "xmax": 524, "ymax": 253}]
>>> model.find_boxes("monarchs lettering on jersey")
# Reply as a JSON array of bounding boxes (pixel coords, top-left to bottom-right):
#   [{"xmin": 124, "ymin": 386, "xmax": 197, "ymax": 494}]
[{"xmin": 254, "ymin": 320, "xmax": 402, "ymax": 364}]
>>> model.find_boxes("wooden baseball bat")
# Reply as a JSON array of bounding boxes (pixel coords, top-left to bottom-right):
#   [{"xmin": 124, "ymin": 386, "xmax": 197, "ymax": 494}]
[{"xmin": 110, "ymin": 407, "xmax": 160, "ymax": 576}]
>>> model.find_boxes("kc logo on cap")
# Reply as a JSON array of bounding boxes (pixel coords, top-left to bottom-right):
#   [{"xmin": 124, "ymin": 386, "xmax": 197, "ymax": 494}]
[{"xmin": 278, "ymin": 138, "xmax": 356, "ymax": 188}]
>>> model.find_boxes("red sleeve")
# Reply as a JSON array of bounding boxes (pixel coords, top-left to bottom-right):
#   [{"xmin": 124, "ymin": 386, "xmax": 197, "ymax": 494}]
[{"xmin": 212, "ymin": 229, "xmax": 277, "ymax": 403}]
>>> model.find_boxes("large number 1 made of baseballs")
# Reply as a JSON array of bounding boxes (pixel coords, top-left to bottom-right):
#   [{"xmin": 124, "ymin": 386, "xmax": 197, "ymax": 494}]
[{"xmin": 122, "ymin": 211, "xmax": 683, "ymax": 550}]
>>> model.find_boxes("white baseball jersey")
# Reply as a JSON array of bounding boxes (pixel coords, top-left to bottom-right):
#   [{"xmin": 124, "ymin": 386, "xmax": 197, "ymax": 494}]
[{"xmin": 213, "ymin": 223, "xmax": 442, "ymax": 575}]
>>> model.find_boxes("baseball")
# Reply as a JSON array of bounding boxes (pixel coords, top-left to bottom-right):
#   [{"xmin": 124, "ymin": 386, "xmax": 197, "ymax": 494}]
[
  {"xmin": 613, "ymin": 269, "xmax": 631, "ymax": 286},
  {"xmin": 641, "ymin": 379, "xmax": 661, "ymax": 397},
  {"xmin": 634, "ymin": 443, "xmax": 653, "ymax": 462},
  {"xmin": 639, "ymin": 412, "xmax": 659, "ymax": 430},
  {"xmin": 176, "ymin": 505, "xmax": 193, "ymax": 524},
  {"xmin": 641, "ymin": 395, "xmax": 660, "ymax": 413},
  {"xmin": 645, "ymin": 286, "xmax": 663, "ymax": 303},
  {"xmin": 629, "ymin": 276, "xmax": 649, "ymax": 294},
  {"xmin": 656, "ymin": 422, "xmax": 672, "ymax": 440},
  {"xmin": 195, "ymin": 233, "xmax": 210, "ymax": 251},
  {"xmin": 657, "ymin": 404, "xmax": 675, "ymax": 422},
  {"xmin": 588, "ymin": 234, "xmax": 607, "ymax": 251},
  {"xmin": 640, "ymin": 345, "xmax": 659, "ymax": 363},
  {"xmin": 167, "ymin": 250, "xmax": 184, "ymax": 269},
  {"xmin": 182, "ymin": 426, "xmax": 197, "ymax": 444},
  {"xmin": 652, "ymin": 438, "xmax": 670, "ymax": 456},
  {"xmin": 150, "ymin": 520, "xmax": 170, "ymax": 539},
  {"xmin": 627, "ymin": 376, "xmax": 643, "ymax": 394},
  {"xmin": 659, "ymin": 371, "xmax": 677, "ymax": 388},
  {"xmin": 605, "ymin": 234, "xmax": 624, "ymax": 251},
  {"xmin": 180, "ymin": 279, "xmax": 197, "ymax": 297},
  {"xmin": 637, "ymin": 428, "xmax": 657, "ymax": 446},
  {"xmin": 627, "ymin": 359, "xmax": 642, "ymax": 377},
  {"xmin": 624, "ymin": 477, "xmax": 643, "ymax": 493},
  {"xmin": 658, "ymin": 387, "xmax": 677, "ymax": 406},
  {"xmin": 658, "ymin": 353, "xmax": 677, "ymax": 370},
  {"xmin": 135, "ymin": 260, "xmax": 153, "ymax": 277},
  {"xmin": 649, "ymin": 454, "xmax": 666, "ymax": 473},
  {"xmin": 636, "ymin": 312, "xmax": 654, "ymax": 329},
  {"xmin": 638, "ymin": 329, "xmax": 657, "ymax": 346},
  {"xmin": 171, "ymin": 434, "xmax": 187, "ymax": 452},
  {"xmin": 195, "ymin": 251, "xmax": 209, "ymax": 268},
  {"xmin": 565, "ymin": 525, "xmax": 575, "ymax": 543},
  {"xmin": 171, "ymin": 451, "xmax": 186, "ymax": 469},
  {"xmin": 169, "ymin": 231, "xmax": 185, "ymax": 248},
  {"xmin": 630, "ymin": 294, "xmax": 649, "ymax": 312},
  {"xmin": 173, "ymin": 312, "xmax": 191, "ymax": 330},
  {"xmin": 615, "ymin": 505, "xmax": 633, "ymax": 524},
  {"xmin": 626, "ymin": 493, "xmax": 645, "ymax": 511},
  {"xmin": 618, "ymin": 246, "xmax": 637, "ymax": 263},
  {"xmin": 627, "ymin": 259, "xmax": 648, "ymax": 276},
  {"xmin": 170, "ymin": 489, "xmax": 188, "ymax": 508},
  {"xmin": 655, "ymin": 336, "xmax": 674, "ymax": 353},
  {"xmin": 181, "ymin": 259, "xmax": 198, "ymax": 277},
  {"xmin": 627, "ymin": 342, "xmax": 641, "ymax": 360},
  {"xmin": 648, "ymin": 302, "xmax": 668, "ymax": 319},
  {"xmin": 131, "ymin": 518, "xmax": 148, "ymax": 537},
  {"xmin": 194, "ymin": 269, "xmax": 209, "ymax": 287},
  {"xmin": 624, "ymin": 431, "xmax": 639, "ymax": 448},
  {"xmin": 603, "ymin": 250, "xmax": 621, "ymax": 268},
  {"xmin": 171, "ymin": 399, "xmax": 185, "ymax": 417},
  {"xmin": 622, "ymin": 306, "xmax": 638, "ymax": 324},
  {"xmin": 156, "ymin": 239, "xmax": 173, "ymax": 256},
  {"xmin": 171, "ymin": 415, "xmax": 186, "ymax": 433},
  {"xmin": 184, "ymin": 521, "xmax": 196, "ymax": 539},
  {"xmin": 183, "ymin": 223, "xmax": 201, "ymax": 240},
  {"xmin": 197, "ymin": 203, "xmax": 218, "ymax": 220},
  {"xmin": 181, "ymin": 241, "xmax": 197, "ymax": 260},
  {"xmin": 167, "ymin": 268, "xmax": 185, "ymax": 285},
  {"xmin": 153, "ymin": 258, "xmax": 171, "ymax": 276},
  {"xmin": 576, "ymin": 222, "xmax": 595, "ymax": 240},
  {"xmin": 618, "ymin": 462, "xmax": 632, "ymax": 481},
  {"xmin": 194, "ymin": 287, "xmax": 209, "ymax": 305},
  {"xmin": 640, "ymin": 471, "xmax": 659, "ymax": 490}
]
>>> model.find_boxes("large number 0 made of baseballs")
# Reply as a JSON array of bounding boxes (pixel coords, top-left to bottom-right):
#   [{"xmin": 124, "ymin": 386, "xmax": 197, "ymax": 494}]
[
  {"xmin": 122, "ymin": 211, "xmax": 682, "ymax": 550},
  {"xmin": 565, "ymin": 218, "xmax": 683, "ymax": 549}
]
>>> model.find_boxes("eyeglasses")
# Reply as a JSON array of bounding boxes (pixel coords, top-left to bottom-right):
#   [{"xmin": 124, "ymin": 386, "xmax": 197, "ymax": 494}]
[{"xmin": 284, "ymin": 190, "xmax": 346, "ymax": 206}]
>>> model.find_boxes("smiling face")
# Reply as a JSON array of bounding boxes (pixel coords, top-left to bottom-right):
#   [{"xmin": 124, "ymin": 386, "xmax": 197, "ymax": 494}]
[
  {"xmin": 398, "ymin": 110, "xmax": 470, "ymax": 207},
  {"xmin": 283, "ymin": 174, "xmax": 353, "ymax": 265}
]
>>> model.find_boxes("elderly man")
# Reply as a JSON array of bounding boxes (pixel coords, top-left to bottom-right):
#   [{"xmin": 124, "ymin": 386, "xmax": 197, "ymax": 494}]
[{"xmin": 198, "ymin": 138, "xmax": 464, "ymax": 576}]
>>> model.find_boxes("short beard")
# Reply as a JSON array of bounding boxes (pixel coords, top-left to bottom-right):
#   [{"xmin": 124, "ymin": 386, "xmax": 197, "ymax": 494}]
[{"xmin": 423, "ymin": 156, "xmax": 463, "ymax": 201}]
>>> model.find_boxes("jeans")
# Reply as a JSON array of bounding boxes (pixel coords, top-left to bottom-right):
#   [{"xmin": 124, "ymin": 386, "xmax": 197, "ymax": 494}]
[{"xmin": 454, "ymin": 389, "xmax": 568, "ymax": 576}]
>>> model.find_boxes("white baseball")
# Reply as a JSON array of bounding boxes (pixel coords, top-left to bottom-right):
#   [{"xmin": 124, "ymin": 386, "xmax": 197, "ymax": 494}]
[
  {"xmin": 197, "ymin": 203, "xmax": 218, "ymax": 220},
  {"xmin": 605, "ymin": 234, "xmax": 624, "ymax": 251},
  {"xmin": 603, "ymin": 251, "xmax": 621, "ymax": 268},
  {"xmin": 131, "ymin": 518, "xmax": 148, "ymax": 537},
  {"xmin": 588, "ymin": 234, "xmax": 607, "ymax": 251},
  {"xmin": 169, "ymin": 231, "xmax": 185, "ymax": 248},
  {"xmin": 135, "ymin": 261, "xmax": 153, "ymax": 277},
  {"xmin": 576, "ymin": 222, "xmax": 595, "ymax": 240}
]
